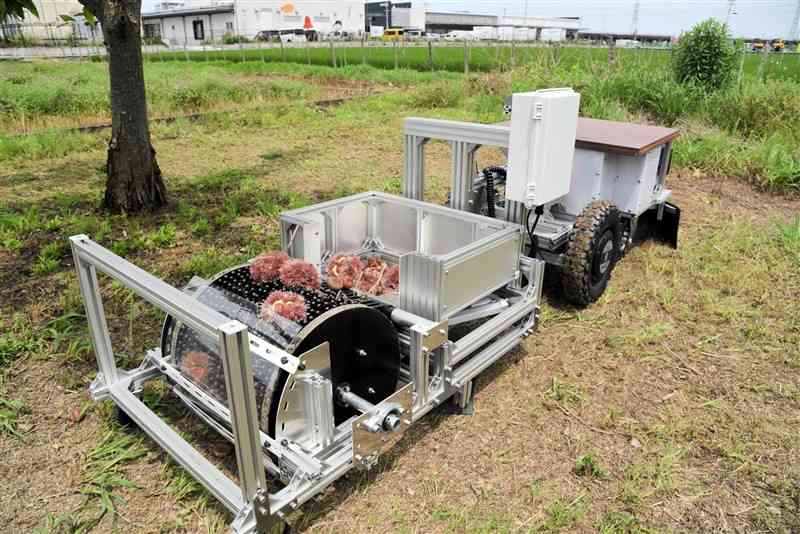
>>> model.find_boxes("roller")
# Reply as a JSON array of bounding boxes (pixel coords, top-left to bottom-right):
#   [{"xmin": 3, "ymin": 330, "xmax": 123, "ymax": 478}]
[{"xmin": 161, "ymin": 264, "xmax": 401, "ymax": 438}]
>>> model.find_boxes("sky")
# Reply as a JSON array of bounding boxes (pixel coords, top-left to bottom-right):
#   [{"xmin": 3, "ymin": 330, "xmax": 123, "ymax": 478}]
[
  {"xmin": 425, "ymin": 0, "xmax": 798, "ymax": 39},
  {"xmin": 140, "ymin": 0, "xmax": 799, "ymax": 40}
]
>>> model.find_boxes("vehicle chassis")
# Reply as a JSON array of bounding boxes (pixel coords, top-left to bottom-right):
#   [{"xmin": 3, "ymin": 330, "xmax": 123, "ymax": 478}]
[{"xmin": 70, "ymin": 192, "xmax": 545, "ymax": 532}]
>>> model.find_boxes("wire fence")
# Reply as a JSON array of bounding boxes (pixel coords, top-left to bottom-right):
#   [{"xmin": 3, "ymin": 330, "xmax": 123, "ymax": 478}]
[
  {"xmin": 6, "ymin": 21, "xmax": 791, "ymax": 78},
  {"xmin": 1, "ymin": 21, "xmax": 642, "ymax": 71}
]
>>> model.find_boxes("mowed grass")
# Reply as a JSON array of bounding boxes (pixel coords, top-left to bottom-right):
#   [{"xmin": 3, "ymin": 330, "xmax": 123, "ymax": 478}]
[
  {"xmin": 3, "ymin": 49, "xmax": 800, "ymax": 188},
  {"xmin": 0, "ymin": 63, "xmax": 798, "ymax": 533}
]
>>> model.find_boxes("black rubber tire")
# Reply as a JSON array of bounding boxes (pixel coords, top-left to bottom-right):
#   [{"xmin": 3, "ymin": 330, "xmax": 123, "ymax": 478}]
[{"xmin": 561, "ymin": 201, "xmax": 622, "ymax": 307}]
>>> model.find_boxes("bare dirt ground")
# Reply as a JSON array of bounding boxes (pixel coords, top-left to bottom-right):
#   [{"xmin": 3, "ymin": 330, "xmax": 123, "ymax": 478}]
[{"xmin": 1, "ymin": 83, "xmax": 799, "ymax": 533}]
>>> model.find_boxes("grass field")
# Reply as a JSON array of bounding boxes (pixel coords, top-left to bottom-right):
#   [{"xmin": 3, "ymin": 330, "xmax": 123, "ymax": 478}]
[
  {"xmin": 1, "ymin": 53, "xmax": 799, "ymax": 533},
  {"xmin": 149, "ymin": 44, "xmax": 800, "ymax": 82}
]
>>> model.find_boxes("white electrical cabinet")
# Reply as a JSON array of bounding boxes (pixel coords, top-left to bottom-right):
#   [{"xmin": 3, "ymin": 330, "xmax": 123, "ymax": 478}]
[{"xmin": 505, "ymin": 88, "xmax": 580, "ymax": 207}]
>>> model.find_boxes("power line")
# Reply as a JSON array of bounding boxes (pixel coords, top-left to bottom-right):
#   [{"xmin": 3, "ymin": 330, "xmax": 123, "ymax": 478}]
[{"xmin": 725, "ymin": 0, "xmax": 736, "ymax": 24}]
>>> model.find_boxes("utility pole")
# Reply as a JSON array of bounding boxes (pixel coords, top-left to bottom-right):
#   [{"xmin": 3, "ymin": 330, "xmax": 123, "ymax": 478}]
[
  {"xmin": 725, "ymin": 0, "xmax": 736, "ymax": 26},
  {"xmin": 790, "ymin": 0, "xmax": 800, "ymax": 40},
  {"xmin": 631, "ymin": 0, "xmax": 640, "ymax": 39}
]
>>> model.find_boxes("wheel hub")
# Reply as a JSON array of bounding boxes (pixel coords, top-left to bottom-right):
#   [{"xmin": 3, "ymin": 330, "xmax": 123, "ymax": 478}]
[{"xmin": 593, "ymin": 230, "xmax": 614, "ymax": 282}]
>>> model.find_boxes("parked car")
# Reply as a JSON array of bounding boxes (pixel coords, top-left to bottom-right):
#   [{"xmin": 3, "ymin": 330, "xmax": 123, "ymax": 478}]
[
  {"xmin": 381, "ymin": 28, "xmax": 405, "ymax": 42},
  {"xmin": 255, "ymin": 28, "xmax": 314, "ymax": 43},
  {"xmin": 444, "ymin": 31, "xmax": 475, "ymax": 41}
]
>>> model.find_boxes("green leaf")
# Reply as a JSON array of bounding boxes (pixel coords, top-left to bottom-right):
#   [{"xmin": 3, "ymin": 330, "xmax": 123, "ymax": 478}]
[
  {"xmin": 82, "ymin": 6, "xmax": 97, "ymax": 25},
  {"xmin": 1, "ymin": 0, "xmax": 39, "ymax": 20}
]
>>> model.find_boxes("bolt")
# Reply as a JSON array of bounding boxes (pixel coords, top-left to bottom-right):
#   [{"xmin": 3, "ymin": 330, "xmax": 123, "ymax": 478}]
[
  {"xmin": 280, "ymin": 356, "xmax": 288, "ymax": 364},
  {"xmin": 298, "ymin": 362, "xmax": 306, "ymax": 371},
  {"xmin": 281, "ymin": 439, "xmax": 289, "ymax": 446},
  {"xmin": 357, "ymin": 349, "xmax": 367, "ymax": 357},
  {"xmin": 367, "ymin": 386, "xmax": 376, "ymax": 395}
]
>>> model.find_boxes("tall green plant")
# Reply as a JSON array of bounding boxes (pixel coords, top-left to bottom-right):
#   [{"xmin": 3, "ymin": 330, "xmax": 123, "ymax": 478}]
[
  {"xmin": 0, "ymin": 0, "xmax": 37, "ymax": 25},
  {"xmin": 672, "ymin": 18, "xmax": 742, "ymax": 90}
]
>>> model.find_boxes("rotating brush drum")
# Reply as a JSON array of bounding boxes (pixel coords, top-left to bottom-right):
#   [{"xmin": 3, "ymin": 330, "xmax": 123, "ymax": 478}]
[{"xmin": 162, "ymin": 252, "xmax": 403, "ymax": 442}]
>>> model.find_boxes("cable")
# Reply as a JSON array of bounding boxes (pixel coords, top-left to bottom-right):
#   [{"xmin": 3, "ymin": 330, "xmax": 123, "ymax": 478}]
[
  {"xmin": 526, "ymin": 205, "xmax": 544, "ymax": 258},
  {"xmin": 481, "ymin": 166, "xmax": 505, "ymax": 218}
]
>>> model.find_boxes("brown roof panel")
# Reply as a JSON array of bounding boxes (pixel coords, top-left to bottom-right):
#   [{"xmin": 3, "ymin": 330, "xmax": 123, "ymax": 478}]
[
  {"xmin": 496, "ymin": 117, "xmax": 680, "ymax": 156},
  {"xmin": 575, "ymin": 117, "xmax": 680, "ymax": 156}
]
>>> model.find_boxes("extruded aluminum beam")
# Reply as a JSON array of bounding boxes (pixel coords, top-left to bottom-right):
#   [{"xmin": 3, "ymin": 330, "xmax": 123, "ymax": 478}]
[
  {"xmin": 69, "ymin": 235, "xmax": 272, "ymax": 527},
  {"xmin": 70, "ymin": 235, "xmax": 229, "ymax": 342},
  {"xmin": 219, "ymin": 321, "xmax": 268, "ymax": 502},
  {"xmin": 404, "ymin": 118, "xmax": 511, "ymax": 148},
  {"xmin": 109, "ymin": 384, "xmax": 246, "ymax": 514}
]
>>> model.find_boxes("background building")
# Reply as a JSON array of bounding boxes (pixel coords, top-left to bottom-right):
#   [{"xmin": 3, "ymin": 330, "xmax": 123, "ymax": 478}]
[
  {"xmin": 142, "ymin": 0, "xmax": 366, "ymax": 44},
  {"xmin": 0, "ymin": 0, "xmax": 84, "ymax": 40},
  {"xmin": 364, "ymin": 1, "xmax": 580, "ymax": 40}
]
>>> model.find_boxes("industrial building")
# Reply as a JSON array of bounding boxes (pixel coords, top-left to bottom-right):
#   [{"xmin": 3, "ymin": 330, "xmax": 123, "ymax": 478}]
[
  {"xmin": 141, "ymin": 0, "xmax": 366, "ymax": 45},
  {"xmin": 365, "ymin": 1, "xmax": 580, "ymax": 40},
  {"xmin": 0, "ymin": 0, "xmax": 83, "ymax": 40}
]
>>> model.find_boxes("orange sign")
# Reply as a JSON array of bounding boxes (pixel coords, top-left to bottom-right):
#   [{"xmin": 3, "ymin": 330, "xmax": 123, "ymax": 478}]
[{"xmin": 280, "ymin": 3, "xmax": 295, "ymax": 13}]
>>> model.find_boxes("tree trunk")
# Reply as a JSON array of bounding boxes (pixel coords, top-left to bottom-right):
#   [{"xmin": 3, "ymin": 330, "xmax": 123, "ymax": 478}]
[{"xmin": 86, "ymin": 0, "xmax": 166, "ymax": 212}]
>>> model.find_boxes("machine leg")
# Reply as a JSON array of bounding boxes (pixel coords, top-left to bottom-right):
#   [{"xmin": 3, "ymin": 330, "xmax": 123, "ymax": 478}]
[
  {"xmin": 450, "ymin": 141, "xmax": 480, "ymax": 211},
  {"xmin": 403, "ymin": 135, "xmax": 428, "ymax": 201},
  {"xmin": 454, "ymin": 380, "xmax": 475, "ymax": 416}
]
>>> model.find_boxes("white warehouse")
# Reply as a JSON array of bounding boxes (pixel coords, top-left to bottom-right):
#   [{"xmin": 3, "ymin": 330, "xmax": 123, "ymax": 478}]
[{"xmin": 142, "ymin": 0, "xmax": 365, "ymax": 45}]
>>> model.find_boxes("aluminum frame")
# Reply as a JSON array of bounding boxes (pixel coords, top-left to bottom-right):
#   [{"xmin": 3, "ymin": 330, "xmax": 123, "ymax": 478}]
[
  {"xmin": 279, "ymin": 191, "xmax": 524, "ymax": 321},
  {"xmin": 402, "ymin": 116, "xmax": 676, "ymax": 253},
  {"xmin": 71, "ymin": 208, "xmax": 544, "ymax": 532}
]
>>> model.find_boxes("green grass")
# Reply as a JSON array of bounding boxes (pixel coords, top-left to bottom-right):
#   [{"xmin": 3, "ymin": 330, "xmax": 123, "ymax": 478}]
[
  {"xmin": 535, "ymin": 496, "xmax": 588, "ymax": 532},
  {"xmin": 546, "ymin": 377, "xmax": 585, "ymax": 407},
  {"xmin": 136, "ymin": 44, "xmax": 800, "ymax": 81},
  {"xmin": 574, "ymin": 453, "xmax": 608, "ymax": 478},
  {"xmin": 5, "ymin": 49, "xmax": 800, "ymax": 188},
  {"xmin": 598, "ymin": 511, "xmax": 653, "ymax": 534},
  {"xmin": 777, "ymin": 217, "xmax": 800, "ymax": 265},
  {"xmin": 34, "ymin": 428, "xmax": 148, "ymax": 533},
  {"xmin": 0, "ymin": 395, "xmax": 28, "ymax": 439},
  {"xmin": 0, "ymin": 61, "xmax": 314, "ymax": 120}
]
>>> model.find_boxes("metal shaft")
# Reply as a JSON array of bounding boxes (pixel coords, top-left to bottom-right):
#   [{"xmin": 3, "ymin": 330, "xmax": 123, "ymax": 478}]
[
  {"xmin": 337, "ymin": 387, "xmax": 375, "ymax": 414},
  {"xmin": 337, "ymin": 387, "xmax": 401, "ymax": 432}
]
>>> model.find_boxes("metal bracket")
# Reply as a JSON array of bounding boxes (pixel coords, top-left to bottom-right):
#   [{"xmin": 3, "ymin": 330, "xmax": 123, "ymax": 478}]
[
  {"xmin": 275, "ymin": 343, "xmax": 334, "ymax": 462},
  {"xmin": 421, "ymin": 319, "xmax": 449, "ymax": 354},
  {"xmin": 253, "ymin": 490, "xmax": 278, "ymax": 533},
  {"xmin": 352, "ymin": 383, "xmax": 413, "ymax": 469},
  {"xmin": 248, "ymin": 333, "xmax": 301, "ymax": 375}
]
